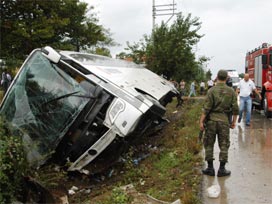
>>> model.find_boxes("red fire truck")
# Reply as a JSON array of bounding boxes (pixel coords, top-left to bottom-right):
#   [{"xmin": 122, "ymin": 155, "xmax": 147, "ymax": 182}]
[{"xmin": 245, "ymin": 43, "xmax": 272, "ymax": 118}]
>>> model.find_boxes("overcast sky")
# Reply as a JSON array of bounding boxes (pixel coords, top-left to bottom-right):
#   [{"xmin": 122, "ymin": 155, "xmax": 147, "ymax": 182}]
[{"xmin": 86, "ymin": 0, "xmax": 272, "ymax": 78}]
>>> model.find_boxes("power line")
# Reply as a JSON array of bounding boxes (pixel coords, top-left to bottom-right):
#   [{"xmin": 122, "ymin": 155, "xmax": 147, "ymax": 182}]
[{"xmin": 152, "ymin": 0, "xmax": 178, "ymax": 30}]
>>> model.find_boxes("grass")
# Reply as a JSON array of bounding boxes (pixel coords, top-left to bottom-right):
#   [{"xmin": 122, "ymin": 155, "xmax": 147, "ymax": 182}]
[{"xmin": 133, "ymin": 99, "xmax": 204, "ymax": 203}]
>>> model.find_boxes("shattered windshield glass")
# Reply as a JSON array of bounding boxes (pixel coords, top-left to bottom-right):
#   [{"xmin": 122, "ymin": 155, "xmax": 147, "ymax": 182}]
[{"xmin": 0, "ymin": 51, "xmax": 91, "ymax": 166}]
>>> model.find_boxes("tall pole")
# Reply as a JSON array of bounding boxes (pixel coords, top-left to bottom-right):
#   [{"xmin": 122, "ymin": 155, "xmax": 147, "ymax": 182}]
[
  {"xmin": 152, "ymin": 0, "xmax": 155, "ymax": 31},
  {"xmin": 152, "ymin": 0, "xmax": 177, "ymax": 30}
]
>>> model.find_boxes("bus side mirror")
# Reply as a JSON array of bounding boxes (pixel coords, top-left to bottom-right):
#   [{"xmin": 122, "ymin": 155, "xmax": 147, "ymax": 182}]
[
  {"xmin": 262, "ymin": 54, "xmax": 268, "ymax": 69},
  {"xmin": 41, "ymin": 46, "xmax": 61, "ymax": 64}
]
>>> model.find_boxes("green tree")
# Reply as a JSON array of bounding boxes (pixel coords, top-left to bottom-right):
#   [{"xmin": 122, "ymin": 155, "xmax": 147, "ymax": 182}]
[
  {"xmin": 0, "ymin": 0, "xmax": 115, "ymax": 66},
  {"xmin": 122, "ymin": 13, "xmax": 206, "ymax": 81},
  {"xmin": 92, "ymin": 47, "xmax": 112, "ymax": 57},
  {"xmin": 59, "ymin": 2, "xmax": 115, "ymax": 52},
  {"xmin": 116, "ymin": 51, "xmax": 128, "ymax": 60},
  {"xmin": 206, "ymin": 69, "xmax": 213, "ymax": 80},
  {"xmin": 125, "ymin": 38, "xmax": 147, "ymax": 64},
  {"xmin": 239, "ymin": 73, "xmax": 244, "ymax": 79}
]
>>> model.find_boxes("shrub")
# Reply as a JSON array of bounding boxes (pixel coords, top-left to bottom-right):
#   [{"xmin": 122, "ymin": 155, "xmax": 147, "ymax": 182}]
[{"xmin": 0, "ymin": 118, "xmax": 29, "ymax": 203}]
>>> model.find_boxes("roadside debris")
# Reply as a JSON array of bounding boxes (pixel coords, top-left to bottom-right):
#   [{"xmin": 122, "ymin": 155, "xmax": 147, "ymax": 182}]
[
  {"xmin": 133, "ymin": 153, "xmax": 151, "ymax": 165},
  {"xmin": 120, "ymin": 184, "xmax": 181, "ymax": 204},
  {"xmin": 206, "ymin": 184, "xmax": 221, "ymax": 198}
]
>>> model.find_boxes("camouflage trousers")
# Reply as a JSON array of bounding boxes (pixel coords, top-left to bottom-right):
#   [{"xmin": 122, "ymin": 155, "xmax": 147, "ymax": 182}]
[{"xmin": 203, "ymin": 120, "xmax": 230, "ymax": 162}]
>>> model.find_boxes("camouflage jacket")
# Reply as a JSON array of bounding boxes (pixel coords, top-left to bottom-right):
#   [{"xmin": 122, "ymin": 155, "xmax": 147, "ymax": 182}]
[{"xmin": 203, "ymin": 82, "xmax": 239, "ymax": 123}]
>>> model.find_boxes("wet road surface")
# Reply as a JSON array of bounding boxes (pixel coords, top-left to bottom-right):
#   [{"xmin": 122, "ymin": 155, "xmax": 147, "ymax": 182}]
[{"xmin": 202, "ymin": 111, "xmax": 272, "ymax": 204}]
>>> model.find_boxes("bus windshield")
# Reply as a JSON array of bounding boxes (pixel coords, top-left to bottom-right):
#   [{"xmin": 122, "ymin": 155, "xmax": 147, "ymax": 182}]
[{"xmin": 0, "ymin": 51, "xmax": 91, "ymax": 166}]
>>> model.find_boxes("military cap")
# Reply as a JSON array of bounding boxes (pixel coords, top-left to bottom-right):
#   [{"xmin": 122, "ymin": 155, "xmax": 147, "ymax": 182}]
[{"xmin": 217, "ymin": 69, "xmax": 228, "ymax": 80}]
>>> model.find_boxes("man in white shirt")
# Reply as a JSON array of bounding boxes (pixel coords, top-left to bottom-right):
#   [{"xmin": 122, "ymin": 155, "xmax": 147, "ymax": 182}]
[
  {"xmin": 200, "ymin": 81, "xmax": 205, "ymax": 95},
  {"xmin": 236, "ymin": 74, "xmax": 262, "ymax": 126},
  {"xmin": 207, "ymin": 79, "xmax": 214, "ymax": 89}
]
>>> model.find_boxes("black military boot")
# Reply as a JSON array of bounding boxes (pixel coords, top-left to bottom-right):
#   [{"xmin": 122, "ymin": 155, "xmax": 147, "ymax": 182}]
[
  {"xmin": 217, "ymin": 162, "xmax": 231, "ymax": 177},
  {"xmin": 202, "ymin": 161, "xmax": 215, "ymax": 176}
]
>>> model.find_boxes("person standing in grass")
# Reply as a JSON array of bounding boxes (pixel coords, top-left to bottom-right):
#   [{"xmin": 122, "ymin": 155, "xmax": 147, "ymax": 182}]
[
  {"xmin": 188, "ymin": 80, "xmax": 196, "ymax": 97},
  {"xmin": 207, "ymin": 79, "xmax": 214, "ymax": 89},
  {"xmin": 179, "ymin": 79, "xmax": 186, "ymax": 96},
  {"xmin": 200, "ymin": 81, "xmax": 205, "ymax": 95},
  {"xmin": 199, "ymin": 70, "xmax": 239, "ymax": 177}
]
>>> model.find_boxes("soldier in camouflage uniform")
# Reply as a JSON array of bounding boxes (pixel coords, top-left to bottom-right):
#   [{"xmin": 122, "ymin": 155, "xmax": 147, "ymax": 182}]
[{"xmin": 199, "ymin": 70, "xmax": 239, "ymax": 177}]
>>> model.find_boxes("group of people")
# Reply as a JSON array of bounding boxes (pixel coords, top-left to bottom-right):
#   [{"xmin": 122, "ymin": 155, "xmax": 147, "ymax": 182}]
[
  {"xmin": 200, "ymin": 70, "xmax": 261, "ymax": 177},
  {"xmin": 171, "ymin": 79, "xmax": 211, "ymax": 98},
  {"xmin": 185, "ymin": 79, "xmax": 215, "ymax": 97},
  {"xmin": 171, "ymin": 78, "xmax": 224, "ymax": 107}
]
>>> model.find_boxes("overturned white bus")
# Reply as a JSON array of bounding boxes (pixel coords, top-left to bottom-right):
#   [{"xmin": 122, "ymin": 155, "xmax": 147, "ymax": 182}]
[{"xmin": 0, "ymin": 46, "xmax": 178, "ymax": 172}]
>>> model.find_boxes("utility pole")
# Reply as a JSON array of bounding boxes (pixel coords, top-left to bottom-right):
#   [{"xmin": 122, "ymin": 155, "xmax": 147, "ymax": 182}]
[{"xmin": 152, "ymin": 0, "xmax": 177, "ymax": 30}]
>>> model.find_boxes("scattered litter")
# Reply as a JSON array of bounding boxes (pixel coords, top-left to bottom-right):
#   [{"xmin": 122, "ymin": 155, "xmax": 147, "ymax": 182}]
[
  {"xmin": 121, "ymin": 184, "xmax": 180, "ymax": 204},
  {"xmin": 133, "ymin": 159, "xmax": 140, "ymax": 165},
  {"xmin": 79, "ymin": 188, "xmax": 91, "ymax": 194},
  {"xmin": 100, "ymin": 175, "xmax": 106, "ymax": 181},
  {"xmin": 81, "ymin": 169, "xmax": 90, "ymax": 175},
  {"xmin": 117, "ymin": 156, "xmax": 127, "ymax": 163},
  {"xmin": 133, "ymin": 153, "xmax": 150, "ymax": 165},
  {"xmin": 53, "ymin": 165, "xmax": 61, "ymax": 172},
  {"xmin": 69, "ymin": 186, "xmax": 79, "ymax": 195},
  {"xmin": 108, "ymin": 169, "xmax": 115, "ymax": 178},
  {"xmin": 207, "ymin": 184, "xmax": 221, "ymax": 198},
  {"xmin": 83, "ymin": 189, "xmax": 91, "ymax": 194},
  {"xmin": 139, "ymin": 178, "xmax": 145, "ymax": 185},
  {"xmin": 68, "ymin": 189, "xmax": 76, "ymax": 195},
  {"xmin": 172, "ymin": 110, "xmax": 178, "ymax": 114},
  {"xmin": 71, "ymin": 186, "xmax": 79, "ymax": 191}
]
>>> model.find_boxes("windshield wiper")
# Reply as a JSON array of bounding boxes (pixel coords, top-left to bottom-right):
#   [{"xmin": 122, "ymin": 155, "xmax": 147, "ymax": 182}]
[
  {"xmin": 42, "ymin": 91, "xmax": 80, "ymax": 106},
  {"xmin": 42, "ymin": 90, "xmax": 99, "ymax": 107}
]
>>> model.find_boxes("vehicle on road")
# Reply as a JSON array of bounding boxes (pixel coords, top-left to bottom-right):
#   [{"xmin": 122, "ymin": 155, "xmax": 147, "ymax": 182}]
[
  {"xmin": 226, "ymin": 69, "xmax": 240, "ymax": 89},
  {"xmin": 245, "ymin": 43, "xmax": 272, "ymax": 118},
  {"xmin": 0, "ymin": 46, "xmax": 178, "ymax": 172}
]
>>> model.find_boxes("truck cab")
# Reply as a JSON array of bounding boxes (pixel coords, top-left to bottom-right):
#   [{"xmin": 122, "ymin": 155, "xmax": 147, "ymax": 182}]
[{"xmin": 226, "ymin": 69, "xmax": 240, "ymax": 90}]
